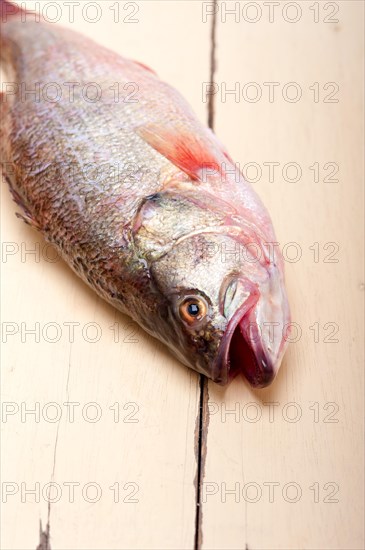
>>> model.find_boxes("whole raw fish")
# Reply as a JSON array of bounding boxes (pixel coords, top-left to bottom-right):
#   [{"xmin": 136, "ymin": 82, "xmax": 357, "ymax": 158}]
[{"xmin": 0, "ymin": 0, "xmax": 290, "ymax": 387}]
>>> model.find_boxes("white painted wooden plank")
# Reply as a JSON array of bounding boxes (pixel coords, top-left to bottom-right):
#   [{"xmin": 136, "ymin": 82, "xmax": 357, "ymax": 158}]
[
  {"xmin": 1, "ymin": 1, "xmax": 212, "ymax": 548},
  {"xmin": 201, "ymin": 1, "xmax": 364, "ymax": 549}
]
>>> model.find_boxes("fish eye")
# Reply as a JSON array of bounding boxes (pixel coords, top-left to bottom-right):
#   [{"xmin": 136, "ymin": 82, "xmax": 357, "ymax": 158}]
[{"xmin": 178, "ymin": 296, "xmax": 208, "ymax": 326}]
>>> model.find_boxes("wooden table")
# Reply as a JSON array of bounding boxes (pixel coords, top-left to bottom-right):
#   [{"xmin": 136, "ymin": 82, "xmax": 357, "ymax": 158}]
[{"xmin": 1, "ymin": 1, "xmax": 364, "ymax": 548}]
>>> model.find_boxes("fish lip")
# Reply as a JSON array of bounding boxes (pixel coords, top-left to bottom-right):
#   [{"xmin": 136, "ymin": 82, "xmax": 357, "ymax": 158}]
[
  {"xmin": 212, "ymin": 295, "xmax": 275, "ymax": 388},
  {"xmin": 211, "ymin": 298, "xmax": 253, "ymax": 385}
]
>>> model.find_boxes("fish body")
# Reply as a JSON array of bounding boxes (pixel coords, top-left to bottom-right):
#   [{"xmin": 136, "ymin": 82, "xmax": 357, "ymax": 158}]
[{"xmin": 0, "ymin": 0, "xmax": 290, "ymax": 386}]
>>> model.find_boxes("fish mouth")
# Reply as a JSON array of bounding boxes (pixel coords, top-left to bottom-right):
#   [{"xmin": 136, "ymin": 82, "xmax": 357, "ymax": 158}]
[
  {"xmin": 226, "ymin": 314, "xmax": 275, "ymax": 388},
  {"xmin": 213, "ymin": 279, "xmax": 277, "ymax": 388}
]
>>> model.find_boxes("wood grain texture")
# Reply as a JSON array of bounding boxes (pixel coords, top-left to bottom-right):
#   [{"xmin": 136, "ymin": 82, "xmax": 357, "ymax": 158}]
[{"xmin": 1, "ymin": 1, "xmax": 364, "ymax": 549}]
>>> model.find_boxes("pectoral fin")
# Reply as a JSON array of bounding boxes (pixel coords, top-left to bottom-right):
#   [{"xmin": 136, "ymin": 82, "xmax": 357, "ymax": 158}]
[{"xmin": 136, "ymin": 123, "xmax": 221, "ymax": 182}]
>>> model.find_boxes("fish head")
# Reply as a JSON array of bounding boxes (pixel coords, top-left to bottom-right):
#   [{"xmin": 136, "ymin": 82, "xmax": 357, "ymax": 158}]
[
  {"xmin": 150, "ymin": 233, "xmax": 290, "ymax": 387},
  {"xmin": 133, "ymin": 192, "xmax": 290, "ymax": 387}
]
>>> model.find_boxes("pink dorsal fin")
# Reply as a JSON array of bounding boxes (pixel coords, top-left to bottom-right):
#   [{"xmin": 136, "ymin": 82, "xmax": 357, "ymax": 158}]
[
  {"xmin": 133, "ymin": 60, "xmax": 157, "ymax": 75},
  {"xmin": 136, "ymin": 123, "xmax": 221, "ymax": 181}
]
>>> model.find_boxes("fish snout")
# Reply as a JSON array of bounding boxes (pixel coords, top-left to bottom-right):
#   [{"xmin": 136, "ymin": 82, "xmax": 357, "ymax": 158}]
[{"xmin": 219, "ymin": 268, "xmax": 290, "ymax": 388}]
